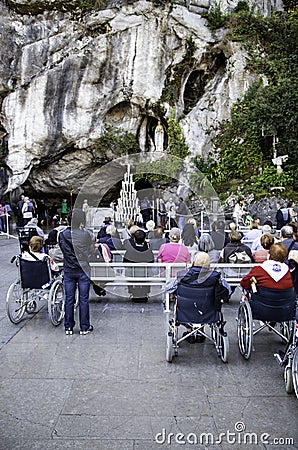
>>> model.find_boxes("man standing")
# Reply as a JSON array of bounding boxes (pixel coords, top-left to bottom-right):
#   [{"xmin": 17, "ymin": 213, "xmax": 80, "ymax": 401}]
[
  {"xmin": 61, "ymin": 199, "xmax": 68, "ymax": 222},
  {"xmin": 16, "ymin": 194, "xmax": 25, "ymax": 227},
  {"xmin": 22, "ymin": 197, "xmax": 33, "ymax": 225},
  {"xmin": 165, "ymin": 198, "xmax": 176, "ymax": 212},
  {"xmin": 176, "ymin": 197, "xmax": 188, "ymax": 230},
  {"xmin": 140, "ymin": 197, "xmax": 152, "ymax": 227},
  {"xmin": 59, "ymin": 209, "xmax": 94, "ymax": 335},
  {"xmin": 158, "ymin": 198, "xmax": 167, "ymax": 228}
]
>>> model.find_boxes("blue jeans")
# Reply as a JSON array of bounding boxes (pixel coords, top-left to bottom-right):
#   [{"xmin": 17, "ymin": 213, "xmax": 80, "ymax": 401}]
[
  {"xmin": 64, "ymin": 270, "xmax": 91, "ymax": 331},
  {"xmin": 0, "ymin": 216, "xmax": 7, "ymax": 233},
  {"xmin": 178, "ymin": 216, "xmax": 185, "ymax": 230}
]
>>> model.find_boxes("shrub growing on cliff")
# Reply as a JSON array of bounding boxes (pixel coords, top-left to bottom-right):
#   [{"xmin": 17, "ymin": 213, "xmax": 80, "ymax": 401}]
[
  {"xmin": 206, "ymin": 3, "xmax": 226, "ymax": 30},
  {"xmin": 93, "ymin": 128, "xmax": 139, "ymax": 162}
]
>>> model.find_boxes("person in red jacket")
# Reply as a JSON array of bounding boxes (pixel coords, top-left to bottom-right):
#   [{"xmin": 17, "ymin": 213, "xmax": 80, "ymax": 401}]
[{"xmin": 241, "ymin": 243, "xmax": 293, "ymax": 291}]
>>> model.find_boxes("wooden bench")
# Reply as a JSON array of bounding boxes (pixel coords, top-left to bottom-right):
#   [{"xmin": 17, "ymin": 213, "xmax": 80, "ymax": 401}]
[{"xmin": 89, "ymin": 262, "xmax": 256, "ymax": 312}]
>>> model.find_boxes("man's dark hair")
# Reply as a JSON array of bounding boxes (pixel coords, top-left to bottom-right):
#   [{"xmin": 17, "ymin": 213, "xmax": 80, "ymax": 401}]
[
  {"xmin": 69, "ymin": 209, "xmax": 86, "ymax": 229},
  {"xmin": 134, "ymin": 229, "xmax": 146, "ymax": 245}
]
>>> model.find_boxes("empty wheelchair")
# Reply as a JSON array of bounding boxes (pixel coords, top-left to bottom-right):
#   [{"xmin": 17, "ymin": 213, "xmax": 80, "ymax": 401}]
[
  {"xmin": 6, "ymin": 255, "xmax": 65, "ymax": 326},
  {"xmin": 166, "ymin": 283, "xmax": 229, "ymax": 363},
  {"xmin": 237, "ymin": 286, "xmax": 296, "ymax": 360}
]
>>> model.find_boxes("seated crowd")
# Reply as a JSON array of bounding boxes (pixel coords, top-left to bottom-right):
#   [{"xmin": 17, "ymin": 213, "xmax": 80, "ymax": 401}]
[{"xmin": 19, "ymin": 209, "xmax": 298, "ymax": 338}]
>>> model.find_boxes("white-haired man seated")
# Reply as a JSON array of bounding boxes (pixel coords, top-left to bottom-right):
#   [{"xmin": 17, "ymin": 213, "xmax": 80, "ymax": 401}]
[{"xmin": 251, "ymin": 224, "xmax": 278, "ymax": 253}]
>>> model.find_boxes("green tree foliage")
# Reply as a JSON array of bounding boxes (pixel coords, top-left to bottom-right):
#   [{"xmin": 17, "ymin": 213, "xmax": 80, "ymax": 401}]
[
  {"xmin": 206, "ymin": 2, "xmax": 227, "ymax": 30},
  {"xmin": 93, "ymin": 128, "xmax": 139, "ymax": 162},
  {"xmin": 198, "ymin": 9, "xmax": 297, "ymax": 199},
  {"xmin": 167, "ymin": 112, "xmax": 190, "ymax": 160}
]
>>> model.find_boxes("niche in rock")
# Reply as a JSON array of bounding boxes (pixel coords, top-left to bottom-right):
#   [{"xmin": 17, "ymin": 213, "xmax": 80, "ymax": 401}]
[
  {"xmin": 105, "ymin": 101, "xmax": 138, "ymax": 129},
  {"xmin": 146, "ymin": 117, "xmax": 168, "ymax": 151},
  {"xmin": 183, "ymin": 50, "xmax": 226, "ymax": 114}
]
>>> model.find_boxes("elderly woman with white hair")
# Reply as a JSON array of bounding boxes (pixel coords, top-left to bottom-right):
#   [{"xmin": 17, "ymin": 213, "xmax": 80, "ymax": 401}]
[
  {"xmin": 198, "ymin": 234, "xmax": 220, "ymax": 263},
  {"xmin": 168, "ymin": 251, "xmax": 231, "ymax": 343},
  {"xmin": 98, "ymin": 224, "xmax": 123, "ymax": 251},
  {"xmin": 146, "ymin": 220, "xmax": 156, "ymax": 240}
]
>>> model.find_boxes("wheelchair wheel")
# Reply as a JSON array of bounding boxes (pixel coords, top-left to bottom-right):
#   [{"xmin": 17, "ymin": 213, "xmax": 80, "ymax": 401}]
[
  {"xmin": 48, "ymin": 278, "xmax": 65, "ymax": 326},
  {"xmin": 25, "ymin": 299, "xmax": 37, "ymax": 314},
  {"xmin": 6, "ymin": 279, "xmax": 26, "ymax": 324},
  {"xmin": 214, "ymin": 326, "xmax": 229, "ymax": 363},
  {"xmin": 237, "ymin": 301, "xmax": 253, "ymax": 360},
  {"xmin": 280, "ymin": 322, "xmax": 292, "ymax": 344},
  {"xmin": 218, "ymin": 331, "xmax": 229, "ymax": 363},
  {"xmin": 292, "ymin": 347, "xmax": 298, "ymax": 398},
  {"xmin": 284, "ymin": 364, "xmax": 294, "ymax": 394},
  {"xmin": 166, "ymin": 331, "xmax": 173, "ymax": 363}
]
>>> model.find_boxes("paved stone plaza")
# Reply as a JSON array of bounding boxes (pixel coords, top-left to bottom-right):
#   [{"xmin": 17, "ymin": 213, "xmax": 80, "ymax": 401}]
[{"xmin": 0, "ymin": 236, "xmax": 297, "ymax": 450}]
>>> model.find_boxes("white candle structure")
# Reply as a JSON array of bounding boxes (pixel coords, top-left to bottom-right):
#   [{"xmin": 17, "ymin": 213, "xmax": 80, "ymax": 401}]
[{"xmin": 115, "ymin": 164, "xmax": 140, "ymax": 225}]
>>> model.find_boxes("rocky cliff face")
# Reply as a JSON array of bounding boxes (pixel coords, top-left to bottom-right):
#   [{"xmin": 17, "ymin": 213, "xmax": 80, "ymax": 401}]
[{"xmin": 0, "ymin": 0, "xmax": 284, "ymax": 197}]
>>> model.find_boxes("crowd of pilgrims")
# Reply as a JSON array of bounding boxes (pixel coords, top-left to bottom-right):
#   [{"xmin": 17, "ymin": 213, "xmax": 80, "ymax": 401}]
[
  {"xmin": 2, "ymin": 193, "xmax": 298, "ymax": 307},
  {"xmin": 2, "ymin": 193, "xmax": 298, "ymax": 267}
]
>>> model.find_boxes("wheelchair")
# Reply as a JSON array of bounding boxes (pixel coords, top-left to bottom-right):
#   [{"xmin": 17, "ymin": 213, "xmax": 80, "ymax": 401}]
[
  {"xmin": 166, "ymin": 283, "xmax": 229, "ymax": 363},
  {"xmin": 274, "ymin": 317, "xmax": 298, "ymax": 397},
  {"xmin": 237, "ymin": 286, "xmax": 296, "ymax": 360},
  {"xmin": 17, "ymin": 227, "xmax": 38, "ymax": 252},
  {"xmin": 6, "ymin": 255, "xmax": 65, "ymax": 326}
]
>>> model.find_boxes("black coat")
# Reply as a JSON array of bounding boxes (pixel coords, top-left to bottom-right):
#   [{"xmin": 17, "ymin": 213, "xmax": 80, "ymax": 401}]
[
  {"xmin": 123, "ymin": 241, "xmax": 154, "ymax": 263},
  {"xmin": 177, "ymin": 265, "xmax": 229, "ymax": 311},
  {"xmin": 59, "ymin": 227, "xmax": 93, "ymax": 272}
]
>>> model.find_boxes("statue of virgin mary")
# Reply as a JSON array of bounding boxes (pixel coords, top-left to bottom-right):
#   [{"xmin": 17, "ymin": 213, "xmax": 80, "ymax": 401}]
[{"xmin": 154, "ymin": 121, "xmax": 164, "ymax": 152}]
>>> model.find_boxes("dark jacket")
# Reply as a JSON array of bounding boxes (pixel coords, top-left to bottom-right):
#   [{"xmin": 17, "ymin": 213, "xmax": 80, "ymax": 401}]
[
  {"xmin": 149, "ymin": 237, "xmax": 167, "ymax": 251},
  {"xmin": 221, "ymin": 241, "xmax": 252, "ymax": 263},
  {"xmin": 281, "ymin": 238, "xmax": 298, "ymax": 253},
  {"xmin": 176, "ymin": 200, "xmax": 188, "ymax": 216},
  {"xmin": 123, "ymin": 240, "xmax": 154, "ymax": 263},
  {"xmin": 276, "ymin": 208, "xmax": 286, "ymax": 230},
  {"xmin": 59, "ymin": 227, "xmax": 93, "ymax": 272},
  {"xmin": 177, "ymin": 266, "xmax": 229, "ymax": 311},
  {"xmin": 98, "ymin": 234, "xmax": 124, "ymax": 251},
  {"xmin": 210, "ymin": 231, "xmax": 229, "ymax": 250}
]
